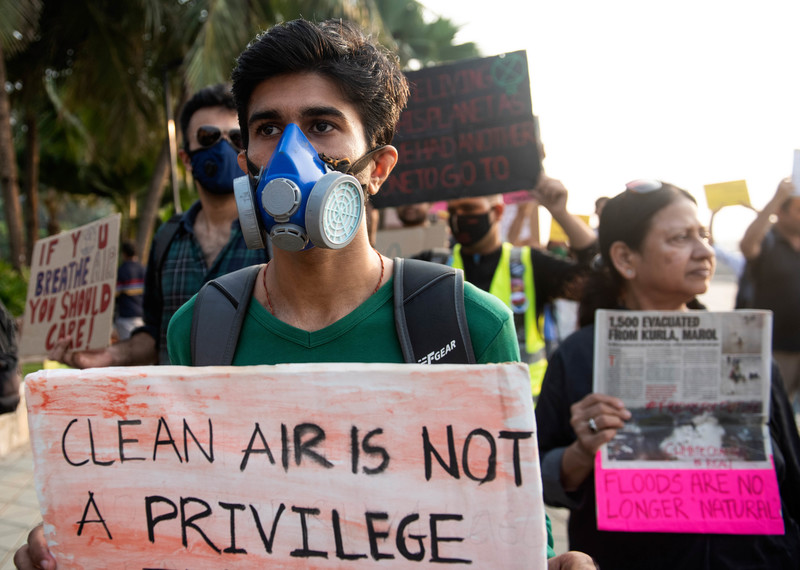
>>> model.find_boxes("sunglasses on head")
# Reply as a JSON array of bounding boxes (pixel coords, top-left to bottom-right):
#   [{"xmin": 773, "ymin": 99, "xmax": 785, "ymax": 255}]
[
  {"xmin": 196, "ymin": 125, "xmax": 243, "ymax": 151},
  {"xmin": 625, "ymin": 179, "xmax": 663, "ymax": 194}
]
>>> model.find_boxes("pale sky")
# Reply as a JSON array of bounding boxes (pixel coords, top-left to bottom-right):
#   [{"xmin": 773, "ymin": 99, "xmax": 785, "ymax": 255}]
[{"xmin": 420, "ymin": 0, "xmax": 800, "ymax": 244}]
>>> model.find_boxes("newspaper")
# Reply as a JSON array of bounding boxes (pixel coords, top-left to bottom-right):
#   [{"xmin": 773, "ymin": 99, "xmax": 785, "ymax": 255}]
[
  {"xmin": 594, "ymin": 309, "xmax": 773, "ymax": 469},
  {"xmin": 592, "ymin": 309, "xmax": 783, "ymax": 534}
]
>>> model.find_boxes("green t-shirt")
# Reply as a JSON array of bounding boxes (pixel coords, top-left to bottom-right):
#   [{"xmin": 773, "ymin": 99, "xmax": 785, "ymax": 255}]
[
  {"xmin": 168, "ymin": 277, "xmax": 519, "ymax": 366},
  {"xmin": 167, "ymin": 274, "xmax": 557, "ymax": 559}
]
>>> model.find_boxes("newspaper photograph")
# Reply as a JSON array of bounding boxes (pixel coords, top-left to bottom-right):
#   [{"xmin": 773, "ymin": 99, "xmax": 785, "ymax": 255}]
[{"xmin": 593, "ymin": 309, "xmax": 773, "ymax": 470}]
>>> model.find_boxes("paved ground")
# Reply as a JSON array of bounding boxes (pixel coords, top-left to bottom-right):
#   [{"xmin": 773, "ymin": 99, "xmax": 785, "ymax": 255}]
[{"xmin": 0, "ymin": 446, "xmax": 39, "ymax": 569}]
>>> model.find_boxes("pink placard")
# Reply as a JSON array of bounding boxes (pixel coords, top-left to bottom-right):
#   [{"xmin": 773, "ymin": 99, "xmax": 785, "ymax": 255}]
[
  {"xmin": 25, "ymin": 363, "xmax": 546, "ymax": 569},
  {"xmin": 503, "ymin": 190, "xmax": 534, "ymax": 205},
  {"xmin": 595, "ymin": 454, "xmax": 784, "ymax": 534}
]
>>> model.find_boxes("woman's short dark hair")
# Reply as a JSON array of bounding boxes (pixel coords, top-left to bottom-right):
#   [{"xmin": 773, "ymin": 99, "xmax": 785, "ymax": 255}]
[
  {"xmin": 578, "ymin": 182, "xmax": 698, "ymax": 326},
  {"xmin": 231, "ymin": 19, "xmax": 409, "ymax": 150}
]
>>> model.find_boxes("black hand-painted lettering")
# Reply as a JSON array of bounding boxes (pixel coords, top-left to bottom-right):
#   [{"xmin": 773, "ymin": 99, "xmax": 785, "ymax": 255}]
[
  {"xmin": 180, "ymin": 497, "xmax": 220, "ymax": 553},
  {"xmin": 88, "ymin": 419, "xmax": 114, "ymax": 466},
  {"xmin": 290, "ymin": 506, "xmax": 328, "ymax": 558},
  {"xmin": 429, "ymin": 514, "xmax": 470, "ymax": 564},
  {"xmin": 153, "ymin": 417, "xmax": 183, "ymax": 463},
  {"xmin": 145, "ymin": 495, "xmax": 178, "ymax": 543},
  {"xmin": 76, "ymin": 491, "xmax": 112, "ymax": 539},
  {"xmin": 118, "ymin": 419, "xmax": 145, "ymax": 462},
  {"xmin": 250, "ymin": 503, "xmax": 285, "ymax": 553},
  {"xmin": 183, "ymin": 418, "xmax": 214, "ymax": 463},
  {"xmin": 332, "ymin": 509, "xmax": 367, "ymax": 560},
  {"xmin": 462, "ymin": 429, "xmax": 496, "ymax": 484},
  {"xmin": 423, "ymin": 425, "xmax": 459, "ymax": 480},
  {"xmin": 219, "ymin": 502, "xmax": 247, "ymax": 554},
  {"xmin": 365, "ymin": 512, "xmax": 394, "ymax": 560},
  {"xmin": 240, "ymin": 422, "xmax": 276, "ymax": 471},
  {"xmin": 396, "ymin": 513, "xmax": 426, "ymax": 561},
  {"xmin": 294, "ymin": 423, "xmax": 333, "ymax": 468},
  {"xmin": 498, "ymin": 430, "xmax": 533, "ymax": 487},
  {"xmin": 62, "ymin": 418, "xmax": 88, "ymax": 466},
  {"xmin": 362, "ymin": 428, "xmax": 390, "ymax": 475}
]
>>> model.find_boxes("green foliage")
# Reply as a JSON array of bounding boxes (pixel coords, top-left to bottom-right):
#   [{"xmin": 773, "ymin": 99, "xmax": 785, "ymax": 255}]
[
  {"xmin": 0, "ymin": 260, "xmax": 29, "ymax": 317},
  {"xmin": 0, "ymin": 0, "xmax": 42, "ymax": 56},
  {"xmin": 1, "ymin": 0, "xmax": 481, "ymax": 270}
]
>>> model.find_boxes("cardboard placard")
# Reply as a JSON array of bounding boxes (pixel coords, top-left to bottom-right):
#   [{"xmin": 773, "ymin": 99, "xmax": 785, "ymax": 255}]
[
  {"xmin": 21, "ymin": 215, "xmax": 121, "ymax": 358},
  {"xmin": 703, "ymin": 180, "xmax": 751, "ymax": 211},
  {"xmin": 375, "ymin": 51, "xmax": 541, "ymax": 208},
  {"xmin": 26, "ymin": 363, "xmax": 546, "ymax": 568},
  {"xmin": 548, "ymin": 216, "xmax": 591, "ymax": 245},
  {"xmin": 374, "ymin": 224, "xmax": 449, "ymax": 259}
]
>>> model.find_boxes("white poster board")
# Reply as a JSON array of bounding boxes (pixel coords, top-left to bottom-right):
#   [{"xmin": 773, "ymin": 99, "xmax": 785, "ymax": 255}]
[{"xmin": 25, "ymin": 362, "xmax": 546, "ymax": 569}]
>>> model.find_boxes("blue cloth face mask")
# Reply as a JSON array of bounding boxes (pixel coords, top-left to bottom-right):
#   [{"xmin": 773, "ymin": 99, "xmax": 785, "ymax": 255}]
[
  {"xmin": 189, "ymin": 140, "xmax": 241, "ymax": 195},
  {"xmin": 234, "ymin": 124, "xmax": 370, "ymax": 252}
]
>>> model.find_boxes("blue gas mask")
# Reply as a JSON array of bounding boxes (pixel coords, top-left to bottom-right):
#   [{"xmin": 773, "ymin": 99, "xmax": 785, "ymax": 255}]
[
  {"xmin": 234, "ymin": 124, "xmax": 374, "ymax": 252},
  {"xmin": 189, "ymin": 140, "xmax": 241, "ymax": 195}
]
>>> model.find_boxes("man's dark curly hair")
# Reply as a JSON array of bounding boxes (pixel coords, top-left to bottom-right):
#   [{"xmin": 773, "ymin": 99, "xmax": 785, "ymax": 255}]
[
  {"xmin": 178, "ymin": 83, "xmax": 235, "ymax": 151},
  {"xmin": 231, "ymin": 19, "xmax": 409, "ymax": 150}
]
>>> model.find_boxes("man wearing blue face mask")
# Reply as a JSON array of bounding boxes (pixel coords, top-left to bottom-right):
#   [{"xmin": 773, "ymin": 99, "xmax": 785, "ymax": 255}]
[{"xmin": 46, "ymin": 84, "xmax": 270, "ymax": 367}]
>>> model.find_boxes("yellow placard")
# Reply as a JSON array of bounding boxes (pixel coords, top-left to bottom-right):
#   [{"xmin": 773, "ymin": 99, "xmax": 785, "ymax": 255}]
[
  {"xmin": 548, "ymin": 215, "xmax": 591, "ymax": 244},
  {"xmin": 703, "ymin": 180, "xmax": 751, "ymax": 211}
]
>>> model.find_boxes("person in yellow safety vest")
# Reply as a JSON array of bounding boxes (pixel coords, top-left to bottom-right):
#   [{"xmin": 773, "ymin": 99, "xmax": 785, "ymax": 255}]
[{"xmin": 445, "ymin": 176, "xmax": 599, "ymax": 400}]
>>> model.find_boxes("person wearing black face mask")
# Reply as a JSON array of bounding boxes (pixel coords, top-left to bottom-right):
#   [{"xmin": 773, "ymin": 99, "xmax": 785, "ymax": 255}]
[
  {"xmin": 45, "ymin": 84, "xmax": 270, "ymax": 368},
  {"xmin": 444, "ymin": 176, "xmax": 598, "ymax": 401}
]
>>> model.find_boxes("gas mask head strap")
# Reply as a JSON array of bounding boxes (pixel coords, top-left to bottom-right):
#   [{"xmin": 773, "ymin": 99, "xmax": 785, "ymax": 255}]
[
  {"xmin": 245, "ymin": 145, "xmax": 386, "ymax": 179},
  {"xmin": 320, "ymin": 145, "xmax": 387, "ymax": 175}
]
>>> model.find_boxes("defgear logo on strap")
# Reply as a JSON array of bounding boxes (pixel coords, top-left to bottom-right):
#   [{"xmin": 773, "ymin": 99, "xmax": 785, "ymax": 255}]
[{"xmin": 417, "ymin": 339, "xmax": 457, "ymax": 364}]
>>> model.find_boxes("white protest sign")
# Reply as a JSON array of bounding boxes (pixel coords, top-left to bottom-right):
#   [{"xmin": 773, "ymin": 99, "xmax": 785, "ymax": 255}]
[
  {"xmin": 21, "ymin": 214, "xmax": 121, "ymax": 358},
  {"xmin": 25, "ymin": 363, "xmax": 546, "ymax": 569},
  {"xmin": 792, "ymin": 149, "xmax": 800, "ymax": 196}
]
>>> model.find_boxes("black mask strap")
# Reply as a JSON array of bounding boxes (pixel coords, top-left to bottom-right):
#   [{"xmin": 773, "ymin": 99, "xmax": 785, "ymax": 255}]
[
  {"xmin": 245, "ymin": 154, "xmax": 262, "ymax": 177},
  {"xmin": 320, "ymin": 145, "xmax": 387, "ymax": 175}
]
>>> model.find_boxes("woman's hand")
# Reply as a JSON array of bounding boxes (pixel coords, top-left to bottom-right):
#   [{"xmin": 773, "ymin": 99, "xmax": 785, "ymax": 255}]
[
  {"xmin": 561, "ymin": 393, "xmax": 631, "ymax": 491},
  {"xmin": 548, "ymin": 550, "xmax": 599, "ymax": 569}
]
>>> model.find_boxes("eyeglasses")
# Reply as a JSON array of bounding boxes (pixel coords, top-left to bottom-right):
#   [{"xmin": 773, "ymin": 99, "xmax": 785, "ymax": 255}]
[
  {"xmin": 625, "ymin": 179, "xmax": 663, "ymax": 194},
  {"xmin": 196, "ymin": 125, "xmax": 244, "ymax": 151}
]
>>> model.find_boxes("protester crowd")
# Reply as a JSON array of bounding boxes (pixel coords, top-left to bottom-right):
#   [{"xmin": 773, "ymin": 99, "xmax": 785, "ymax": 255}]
[{"xmin": 11, "ymin": 15, "xmax": 800, "ymax": 570}]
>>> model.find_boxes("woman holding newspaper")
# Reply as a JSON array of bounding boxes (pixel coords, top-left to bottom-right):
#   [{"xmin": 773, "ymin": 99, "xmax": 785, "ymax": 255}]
[{"xmin": 536, "ymin": 180, "xmax": 800, "ymax": 569}]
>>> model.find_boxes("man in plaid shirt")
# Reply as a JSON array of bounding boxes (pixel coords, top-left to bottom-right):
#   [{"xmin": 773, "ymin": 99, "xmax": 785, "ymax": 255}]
[{"xmin": 48, "ymin": 84, "xmax": 269, "ymax": 366}]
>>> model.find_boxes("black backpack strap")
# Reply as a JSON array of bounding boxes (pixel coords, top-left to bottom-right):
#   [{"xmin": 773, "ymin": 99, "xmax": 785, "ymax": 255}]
[
  {"xmin": 153, "ymin": 214, "xmax": 182, "ymax": 276},
  {"xmin": 190, "ymin": 265, "xmax": 262, "ymax": 366},
  {"xmin": 393, "ymin": 257, "xmax": 475, "ymax": 364}
]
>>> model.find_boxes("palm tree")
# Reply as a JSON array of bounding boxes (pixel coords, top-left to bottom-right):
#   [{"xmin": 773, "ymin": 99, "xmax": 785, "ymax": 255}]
[
  {"xmin": 375, "ymin": 0, "xmax": 480, "ymax": 68},
  {"xmin": 0, "ymin": 0, "xmax": 42, "ymax": 270},
  {"xmin": 1, "ymin": 0, "xmax": 479, "ymax": 269}
]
